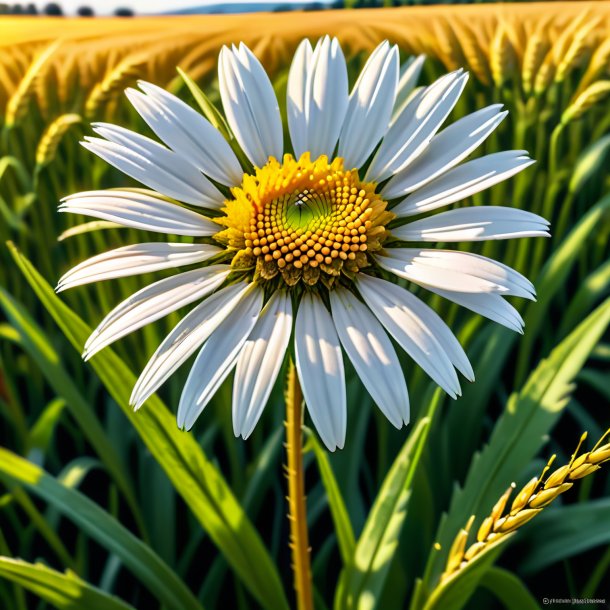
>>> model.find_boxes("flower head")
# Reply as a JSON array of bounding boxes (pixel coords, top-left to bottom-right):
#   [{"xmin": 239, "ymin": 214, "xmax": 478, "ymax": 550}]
[{"xmin": 58, "ymin": 37, "xmax": 548, "ymax": 450}]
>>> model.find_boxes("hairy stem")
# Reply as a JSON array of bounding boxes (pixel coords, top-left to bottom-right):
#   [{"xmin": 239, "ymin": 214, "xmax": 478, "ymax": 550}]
[{"xmin": 285, "ymin": 360, "xmax": 314, "ymax": 610}]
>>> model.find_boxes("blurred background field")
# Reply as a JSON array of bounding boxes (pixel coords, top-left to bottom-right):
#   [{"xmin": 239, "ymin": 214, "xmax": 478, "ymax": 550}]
[{"xmin": 1, "ymin": 2, "xmax": 610, "ymax": 609}]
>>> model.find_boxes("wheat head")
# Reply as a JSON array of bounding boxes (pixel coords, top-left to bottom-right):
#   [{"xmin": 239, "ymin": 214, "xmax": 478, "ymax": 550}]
[
  {"xmin": 440, "ymin": 428, "xmax": 610, "ymax": 583},
  {"xmin": 35, "ymin": 113, "xmax": 82, "ymax": 167},
  {"xmin": 555, "ymin": 17, "xmax": 602, "ymax": 83},
  {"xmin": 562, "ymin": 80, "xmax": 610, "ymax": 124},
  {"xmin": 490, "ymin": 22, "xmax": 517, "ymax": 87},
  {"xmin": 5, "ymin": 40, "xmax": 60, "ymax": 128},
  {"xmin": 522, "ymin": 21, "xmax": 552, "ymax": 95}
]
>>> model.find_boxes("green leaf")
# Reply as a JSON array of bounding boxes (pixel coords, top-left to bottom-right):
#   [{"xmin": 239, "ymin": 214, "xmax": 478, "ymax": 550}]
[
  {"xmin": 0, "ymin": 556, "xmax": 135, "ymax": 610},
  {"xmin": 58, "ymin": 220, "xmax": 122, "ymax": 241},
  {"xmin": 568, "ymin": 133, "xmax": 610, "ymax": 195},
  {"xmin": 7, "ymin": 242, "xmax": 289, "ymax": 610},
  {"xmin": 516, "ymin": 192, "xmax": 610, "ymax": 384},
  {"xmin": 28, "ymin": 397, "xmax": 66, "ymax": 456},
  {"xmin": 0, "ymin": 286, "xmax": 140, "ymax": 527},
  {"xmin": 519, "ymin": 499, "xmax": 610, "ymax": 574},
  {"xmin": 559, "ymin": 259, "xmax": 610, "ymax": 338},
  {"xmin": 335, "ymin": 414, "xmax": 432, "ymax": 610},
  {"xmin": 0, "ymin": 448, "xmax": 203, "ymax": 610},
  {"xmin": 479, "ymin": 567, "xmax": 540, "ymax": 610},
  {"xmin": 176, "ymin": 67, "xmax": 252, "ymax": 172},
  {"xmin": 422, "ymin": 535, "xmax": 515, "ymax": 610},
  {"xmin": 176, "ymin": 67, "xmax": 231, "ymax": 137},
  {"xmin": 305, "ymin": 427, "xmax": 356, "ymax": 565},
  {"xmin": 419, "ymin": 298, "xmax": 610, "ymax": 599}
]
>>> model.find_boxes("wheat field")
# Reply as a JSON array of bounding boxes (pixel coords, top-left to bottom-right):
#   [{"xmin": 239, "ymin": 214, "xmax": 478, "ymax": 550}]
[{"xmin": 1, "ymin": 2, "xmax": 610, "ymax": 609}]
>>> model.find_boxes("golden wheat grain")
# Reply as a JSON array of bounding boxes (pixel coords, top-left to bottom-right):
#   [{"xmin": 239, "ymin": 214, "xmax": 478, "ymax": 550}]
[
  {"xmin": 562, "ymin": 80, "xmax": 610, "ymax": 124},
  {"xmin": 34, "ymin": 59, "xmax": 61, "ymax": 121},
  {"xmin": 5, "ymin": 40, "xmax": 61, "ymax": 127},
  {"xmin": 84, "ymin": 52, "xmax": 149, "ymax": 119},
  {"xmin": 7, "ymin": 44, "xmax": 34, "ymax": 80},
  {"xmin": 490, "ymin": 22, "xmax": 516, "ymax": 87},
  {"xmin": 505, "ymin": 18, "xmax": 526, "ymax": 63},
  {"xmin": 533, "ymin": 53, "xmax": 556, "ymax": 96},
  {"xmin": 57, "ymin": 53, "xmax": 80, "ymax": 110},
  {"xmin": 35, "ymin": 113, "xmax": 82, "ymax": 167},
  {"xmin": 453, "ymin": 19, "xmax": 492, "ymax": 85},
  {"xmin": 440, "ymin": 429, "xmax": 610, "ymax": 583},
  {"xmin": 432, "ymin": 19, "xmax": 466, "ymax": 73},
  {"xmin": 576, "ymin": 37, "xmax": 610, "ymax": 95},
  {"xmin": 0, "ymin": 62, "xmax": 15, "ymax": 116},
  {"xmin": 146, "ymin": 37, "xmax": 201, "ymax": 86},
  {"xmin": 552, "ymin": 10, "xmax": 592, "ymax": 65},
  {"xmin": 522, "ymin": 21, "xmax": 552, "ymax": 94},
  {"xmin": 555, "ymin": 17, "xmax": 602, "ymax": 83}
]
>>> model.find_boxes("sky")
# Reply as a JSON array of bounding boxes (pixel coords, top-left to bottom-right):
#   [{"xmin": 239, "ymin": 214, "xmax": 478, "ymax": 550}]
[{"xmin": 34, "ymin": 0, "xmax": 320, "ymax": 15}]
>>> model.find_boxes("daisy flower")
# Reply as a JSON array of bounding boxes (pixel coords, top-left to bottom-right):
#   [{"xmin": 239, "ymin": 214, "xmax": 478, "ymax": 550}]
[{"xmin": 57, "ymin": 37, "xmax": 548, "ymax": 451}]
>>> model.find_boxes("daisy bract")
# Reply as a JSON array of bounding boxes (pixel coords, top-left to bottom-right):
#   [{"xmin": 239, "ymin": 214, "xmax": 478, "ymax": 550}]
[{"xmin": 58, "ymin": 36, "xmax": 549, "ymax": 451}]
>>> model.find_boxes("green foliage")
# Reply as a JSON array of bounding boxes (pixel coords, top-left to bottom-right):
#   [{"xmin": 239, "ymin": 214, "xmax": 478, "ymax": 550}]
[
  {"xmin": 0, "ymin": 557, "xmax": 135, "ymax": 610},
  {"xmin": 305, "ymin": 428, "xmax": 356, "ymax": 565},
  {"xmin": 412, "ymin": 298, "xmax": 610, "ymax": 609},
  {"xmin": 6, "ymin": 243, "xmax": 289, "ymax": 610},
  {"xmin": 334, "ymin": 413, "xmax": 432, "ymax": 610},
  {"xmin": 1, "ymin": 15, "xmax": 610, "ymax": 610},
  {"xmin": 519, "ymin": 499, "xmax": 610, "ymax": 574},
  {"xmin": 479, "ymin": 567, "xmax": 541, "ymax": 610},
  {"xmin": 0, "ymin": 448, "xmax": 204, "ymax": 610}
]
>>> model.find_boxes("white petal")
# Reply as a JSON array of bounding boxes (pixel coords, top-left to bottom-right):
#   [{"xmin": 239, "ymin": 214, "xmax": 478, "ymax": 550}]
[
  {"xmin": 232, "ymin": 292, "xmax": 293, "ymax": 439},
  {"xmin": 330, "ymin": 287, "xmax": 409, "ymax": 428},
  {"xmin": 126, "ymin": 82, "xmax": 243, "ymax": 186},
  {"xmin": 427, "ymin": 287, "xmax": 525, "ymax": 333},
  {"xmin": 219, "ymin": 43, "xmax": 283, "ymax": 167},
  {"xmin": 83, "ymin": 265, "xmax": 230, "ymax": 360},
  {"xmin": 382, "ymin": 105, "xmax": 508, "ymax": 199},
  {"xmin": 177, "ymin": 286, "xmax": 264, "ymax": 430},
  {"xmin": 356, "ymin": 275, "xmax": 469, "ymax": 395},
  {"xmin": 286, "ymin": 39, "xmax": 313, "ymax": 158},
  {"xmin": 367, "ymin": 70, "xmax": 468, "ymax": 183},
  {"xmin": 288, "ymin": 36, "xmax": 349, "ymax": 159},
  {"xmin": 376, "ymin": 248, "xmax": 535, "ymax": 299},
  {"xmin": 57, "ymin": 243, "xmax": 221, "ymax": 292},
  {"xmin": 391, "ymin": 55, "xmax": 426, "ymax": 123},
  {"xmin": 131, "ymin": 283, "xmax": 251, "ymax": 410},
  {"xmin": 337, "ymin": 41, "xmax": 399, "ymax": 169},
  {"xmin": 391, "ymin": 207, "xmax": 550, "ymax": 242},
  {"xmin": 393, "ymin": 151, "xmax": 534, "ymax": 218},
  {"xmin": 84, "ymin": 124, "xmax": 224, "ymax": 208},
  {"xmin": 295, "ymin": 292, "xmax": 346, "ymax": 451},
  {"xmin": 59, "ymin": 190, "xmax": 218, "ymax": 236}
]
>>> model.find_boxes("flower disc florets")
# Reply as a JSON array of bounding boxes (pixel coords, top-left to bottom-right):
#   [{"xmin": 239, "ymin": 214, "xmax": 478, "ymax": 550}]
[{"xmin": 215, "ymin": 153, "xmax": 394, "ymax": 288}]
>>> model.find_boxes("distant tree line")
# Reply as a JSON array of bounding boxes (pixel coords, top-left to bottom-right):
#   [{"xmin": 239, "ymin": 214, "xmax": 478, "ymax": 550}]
[
  {"xmin": 0, "ymin": 3, "xmax": 134, "ymax": 14},
  {"xmin": 343, "ymin": 0, "xmax": 539, "ymax": 5}
]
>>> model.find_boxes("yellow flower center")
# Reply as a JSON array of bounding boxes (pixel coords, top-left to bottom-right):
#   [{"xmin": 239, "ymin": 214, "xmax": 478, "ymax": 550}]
[{"xmin": 215, "ymin": 153, "xmax": 394, "ymax": 287}]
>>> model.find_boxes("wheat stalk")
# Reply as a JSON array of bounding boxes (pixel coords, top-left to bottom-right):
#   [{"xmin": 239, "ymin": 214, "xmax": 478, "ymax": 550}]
[{"xmin": 440, "ymin": 428, "xmax": 610, "ymax": 583}]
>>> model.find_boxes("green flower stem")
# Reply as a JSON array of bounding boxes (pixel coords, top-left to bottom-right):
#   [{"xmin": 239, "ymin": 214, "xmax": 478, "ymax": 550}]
[{"xmin": 284, "ymin": 360, "xmax": 314, "ymax": 610}]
